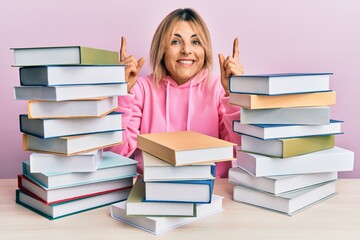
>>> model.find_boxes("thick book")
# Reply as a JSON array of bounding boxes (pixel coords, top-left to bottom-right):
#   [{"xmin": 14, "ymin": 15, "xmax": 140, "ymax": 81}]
[
  {"xmin": 14, "ymin": 83, "xmax": 127, "ymax": 101},
  {"xmin": 16, "ymin": 188, "xmax": 130, "ymax": 220},
  {"xmin": 233, "ymin": 119, "xmax": 343, "ymax": 140},
  {"xmin": 20, "ymin": 112, "xmax": 122, "ymax": 138},
  {"xmin": 233, "ymin": 181, "xmax": 336, "ymax": 216},
  {"xmin": 110, "ymin": 195, "xmax": 223, "ymax": 235},
  {"xmin": 240, "ymin": 106, "xmax": 330, "ymax": 125},
  {"xmin": 143, "ymin": 151, "xmax": 215, "ymax": 181},
  {"xmin": 229, "ymin": 73, "xmax": 332, "ymax": 95},
  {"xmin": 241, "ymin": 134, "xmax": 335, "ymax": 158},
  {"xmin": 23, "ymin": 130, "xmax": 123, "ymax": 156},
  {"xmin": 229, "ymin": 167, "xmax": 337, "ymax": 195},
  {"xmin": 137, "ymin": 131, "xmax": 235, "ymax": 166},
  {"xmin": 22, "ymin": 151, "xmax": 137, "ymax": 189},
  {"xmin": 144, "ymin": 179, "xmax": 214, "ymax": 203},
  {"xmin": 236, "ymin": 146, "xmax": 354, "ymax": 177},
  {"xmin": 229, "ymin": 91, "xmax": 336, "ymax": 109},
  {"xmin": 18, "ymin": 174, "xmax": 133, "ymax": 204},
  {"xmin": 29, "ymin": 150, "xmax": 103, "ymax": 173},
  {"xmin": 126, "ymin": 177, "xmax": 196, "ymax": 217},
  {"xmin": 12, "ymin": 46, "xmax": 119, "ymax": 66},
  {"xmin": 20, "ymin": 65, "xmax": 126, "ymax": 86},
  {"xmin": 27, "ymin": 96, "xmax": 119, "ymax": 119}
]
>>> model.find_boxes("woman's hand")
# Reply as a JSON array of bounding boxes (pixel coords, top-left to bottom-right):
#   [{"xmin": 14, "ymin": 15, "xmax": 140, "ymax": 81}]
[
  {"xmin": 218, "ymin": 38, "xmax": 244, "ymax": 96},
  {"xmin": 120, "ymin": 37, "xmax": 145, "ymax": 93}
]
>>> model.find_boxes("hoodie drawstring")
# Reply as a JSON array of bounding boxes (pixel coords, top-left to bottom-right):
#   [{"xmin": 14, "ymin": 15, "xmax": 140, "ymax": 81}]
[
  {"xmin": 165, "ymin": 80, "xmax": 170, "ymax": 132},
  {"xmin": 187, "ymin": 81, "xmax": 193, "ymax": 131}
]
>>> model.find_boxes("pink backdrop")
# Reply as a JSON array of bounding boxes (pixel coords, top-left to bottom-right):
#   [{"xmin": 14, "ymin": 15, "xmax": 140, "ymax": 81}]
[{"xmin": 1, "ymin": 0, "xmax": 359, "ymax": 178}]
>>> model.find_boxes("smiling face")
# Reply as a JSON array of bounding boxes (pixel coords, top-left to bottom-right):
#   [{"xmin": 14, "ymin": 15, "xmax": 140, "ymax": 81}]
[{"xmin": 163, "ymin": 21, "xmax": 205, "ymax": 85}]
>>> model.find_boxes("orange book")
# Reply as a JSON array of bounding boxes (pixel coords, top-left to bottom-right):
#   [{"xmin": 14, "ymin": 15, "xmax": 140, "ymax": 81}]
[
  {"xmin": 137, "ymin": 131, "xmax": 235, "ymax": 166},
  {"xmin": 229, "ymin": 91, "xmax": 336, "ymax": 109}
]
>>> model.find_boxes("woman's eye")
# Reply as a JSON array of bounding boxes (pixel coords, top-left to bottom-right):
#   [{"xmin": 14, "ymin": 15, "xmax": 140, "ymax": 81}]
[
  {"xmin": 192, "ymin": 40, "xmax": 201, "ymax": 45},
  {"xmin": 171, "ymin": 40, "xmax": 181, "ymax": 45}
]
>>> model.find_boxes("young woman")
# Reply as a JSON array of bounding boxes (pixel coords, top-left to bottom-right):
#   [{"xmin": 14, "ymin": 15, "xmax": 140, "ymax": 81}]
[{"xmin": 109, "ymin": 8, "xmax": 244, "ymax": 177}]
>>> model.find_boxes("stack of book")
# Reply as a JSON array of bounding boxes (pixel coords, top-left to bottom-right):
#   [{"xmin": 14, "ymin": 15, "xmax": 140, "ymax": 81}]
[
  {"xmin": 110, "ymin": 131, "xmax": 235, "ymax": 235},
  {"xmin": 12, "ymin": 46, "xmax": 137, "ymax": 219},
  {"xmin": 228, "ymin": 73, "xmax": 355, "ymax": 215}
]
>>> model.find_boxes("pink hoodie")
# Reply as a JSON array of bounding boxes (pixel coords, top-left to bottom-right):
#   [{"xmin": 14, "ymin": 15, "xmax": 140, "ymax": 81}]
[{"xmin": 109, "ymin": 69, "xmax": 240, "ymax": 178}]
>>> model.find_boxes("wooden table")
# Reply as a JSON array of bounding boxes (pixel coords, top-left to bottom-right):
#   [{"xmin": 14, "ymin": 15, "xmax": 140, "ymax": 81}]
[{"xmin": 1, "ymin": 179, "xmax": 359, "ymax": 239}]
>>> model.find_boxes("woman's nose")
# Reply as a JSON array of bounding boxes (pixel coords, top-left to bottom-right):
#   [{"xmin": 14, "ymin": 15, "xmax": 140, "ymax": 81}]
[{"xmin": 181, "ymin": 43, "xmax": 192, "ymax": 55}]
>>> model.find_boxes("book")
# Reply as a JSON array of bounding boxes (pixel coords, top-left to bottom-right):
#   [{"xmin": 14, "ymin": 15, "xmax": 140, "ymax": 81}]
[
  {"xmin": 29, "ymin": 150, "xmax": 103, "ymax": 173},
  {"xmin": 137, "ymin": 131, "xmax": 235, "ymax": 166},
  {"xmin": 27, "ymin": 96, "xmax": 118, "ymax": 119},
  {"xmin": 126, "ymin": 177, "xmax": 196, "ymax": 217},
  {"xmin": 12, "ymin": 46, "xmax": 119, "ymax": 66},
  {"xmin": 14, "ymin": 83, "xmax": 127, "ymax": 101},
  {"xmin": 229, "ymin": 73, "xmax": 332, "ymax": 95},
  {"xmin": 229, "ymin": 167, "xmax": 337, "ymax": 195},
  {"xmin": 144, "ymin": 179, "xmax": 214, "ymax": 203},
  {"xmin": 22, "ymin": 151, "xmax": 137, "ymax": 189},
  {"xmin": 20, "ymin": 112, "xmax": 122, "ymax": 138},
  {"xmin": 18, "ymin": 174, "xmax": 133, "ymax": 204},
  {"xmin": 110, "ymin": 194, "xmax": 223, "ymax": 235},
  {"xmin": 240, "ymin": 106, "xmax": 330, "ymax": 125},
  {"xmin": 20, "ymin": 65, "xmax": 126, "ymax": 86},
  {"xmin": 241, "ymin": 134, "xmax": 335, "ymax": 158},
  {"xmin": 229, "ymin": 91, "xmax": 336, "ymax": 109},
  {"xmin": 16, "ymin": 188, "xmax": 130, "ymax": 220},
  {"xmin": 23, "ymin": 130, "xmax": 123, "ymax": 156},
  {"xmin": 233, "ymin": 181, "xmax": 336, "ymax": 216},
  {"xmin": 143, "ymin": 151, "xmax": 215, "ymax": 181},
  {"xmin": 233, "ymin": 119, "xmax": 343, "ymax": 140},
  {"xmin": 236, "ymin": 146, "xmax": 354, "ymax": 177}
]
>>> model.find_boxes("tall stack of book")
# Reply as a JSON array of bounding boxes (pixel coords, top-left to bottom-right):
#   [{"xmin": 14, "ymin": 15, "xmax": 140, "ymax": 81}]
[
  {"xmin": 12, "ymin": 46, "xmax": 137, "ymax": 219},
  {"xmin": 110, "ymin": 131, "xmax": 235, "ymax": 235},
  {"xmin": 228, "ymin": 73, "xmax": 355, "ymax": 215}
]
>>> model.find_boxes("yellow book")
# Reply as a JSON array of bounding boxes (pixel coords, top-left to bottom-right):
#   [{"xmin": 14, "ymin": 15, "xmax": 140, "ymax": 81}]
[
  {"xmin": 137, "ymin": 131, "xmax": 236, "ymax": 166},
  {"xmin": 229, "ymin": 91, "xmax": 336, "ymax": 109}
]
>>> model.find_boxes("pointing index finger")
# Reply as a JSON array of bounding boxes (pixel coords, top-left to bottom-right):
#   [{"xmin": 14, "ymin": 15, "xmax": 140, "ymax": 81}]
[
  {"xmin": 232, "ymin": 37, "xmax": 240, "ymax": 60},
  {"xmin": 120, "ymin": 36, "xmax": 127, "ymax": 61}
]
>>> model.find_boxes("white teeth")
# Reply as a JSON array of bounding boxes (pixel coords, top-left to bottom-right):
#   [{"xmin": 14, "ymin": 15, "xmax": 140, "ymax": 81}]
[{"xmin": 178, "ymin": 60, "xmax": 193, "ymax": 65}]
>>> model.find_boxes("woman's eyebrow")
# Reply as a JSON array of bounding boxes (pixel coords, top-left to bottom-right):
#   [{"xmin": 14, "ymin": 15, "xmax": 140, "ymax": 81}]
[{"xmin": 173, "ymin": 33, "xmax": 198, "ymax": 38}]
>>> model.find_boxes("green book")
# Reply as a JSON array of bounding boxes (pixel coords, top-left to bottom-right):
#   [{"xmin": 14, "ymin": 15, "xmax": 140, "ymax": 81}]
[{"xmin": 126, "ymin": 177, "xmax": 196, "ymax": 217}]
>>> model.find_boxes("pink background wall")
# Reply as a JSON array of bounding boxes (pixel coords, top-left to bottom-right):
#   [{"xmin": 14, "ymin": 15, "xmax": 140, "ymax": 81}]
[{"xmin": 1, "ymin": 0, "xmax": 359, "ymax": 178}]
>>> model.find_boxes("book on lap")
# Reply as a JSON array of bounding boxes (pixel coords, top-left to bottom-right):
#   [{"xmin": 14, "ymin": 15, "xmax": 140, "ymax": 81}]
[
  {"xmin": 229, "ymin": 73, "xmax": 332, "ymax": 95},
  {"xmin": 110, "ymin": 195, "xmax": 223, "ymax": 235},
  {"xmin": 229, "ymin": 167, "xmax": 337, "ymax": 196},
  {"xmin": 23, "ymin": 130, "xmax": 123, "ymax": 156},
  {"xmin": 14, "ymin": 83, "xmax": 127, "ymax": 101},
  {"xmin": 22, "ymin": 151, "xmax": 137, "ymax": 189},
  {"xmin": 236, "ymin": 146, "xmax": 354, "ymax": 177},
  {"xmin": 233, "ymin": 120, "xmax": 343, "ymax": 140},
  {"xmin": 241, "ymin": 134, "xmax": 335, "ymax": 158},
  {"xmin": 20, "ymin": 112, "xmax": 122, "ymax": 138},
  {"xmin": 20, "ymin": 65, "xmax": 126, "ymax": 86},
  {"xmin": 137, "ymin": 131, "xmax": 235, "ymax": 166},
  {"xmin": 28, "ymin": 97, "xmax": 119, "ymax": 119},
  {"xmin": 126, "ymin": 177, "xmax": 196, "ymax": 217},
  {"xmin": 12, "ymin": 46, "xmax": 119, "ymax": 66},
  {"xmin": 229, "ymin": 91, "xmax": 336, "ymax": 109},
  {"xmin": 143, "ymin": 151, "xmax": 215, "ymax": 181},
  {"xmin": 29, "ymin": 150, "xmax": 103, "ymax": 173}
]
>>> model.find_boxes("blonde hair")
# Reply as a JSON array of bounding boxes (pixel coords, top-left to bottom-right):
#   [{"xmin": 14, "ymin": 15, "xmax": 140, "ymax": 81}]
[{"xmin": 150, "ymin": 8, "xmax": 213, "ymax": 85}]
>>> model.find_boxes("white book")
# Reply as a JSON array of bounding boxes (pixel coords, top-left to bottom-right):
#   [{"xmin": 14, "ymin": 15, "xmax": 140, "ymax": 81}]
[
  {"xmin": 28, "ymin": 97, "xmax": 118, "ymax": 119},
  {"xmin": 236, "ymin": 146, "xmax": 354, "ymax": 177},
  {"xmin": 18, "ymin": 174, "xmax": 133, "ymax": 204},
  {"xmin": 22, "ymin": 151, "xmax": 137, "ymax": 189},
  {"xmin": 233, "ymin": 181, "xmax": 336, "ymax": 215},
  {"xmin": 14, "ymin": 83, "xmax": 127, "ymax": 101},
  {"xmin": 229, "ymin": 167, "xmax": 337, "ymax": 195},
  {"xmin": 229, "ymin": 73, "xmax": 331, "ymax": 95},
  {"xmin": 143, "ymin": 152, "xmax": 215, "ymax": 181},
  {"xmin": 233, "ymin": 120, "xmax": 343, "ymax": 140},
  {"xmin": 110, "ymin": 195, "xmax": 223, "ymax": 235},
  {"xmin": 23, "ymin": 130, "xmax": 123, "ymax": 156},
  {"xmin": 20, "ymin": 65, "xmax": 125, "ymax": 86},
  {"xmin": 240, "ymin": 106, "xmax": 330, "ymax": 125},
  {"xmin": 29, "ymin": 150, "xmax": 103, "ymax": 173},
  {"xmin": 20, "ymin": 112, "xmax": 122, "ymax": 138}
]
